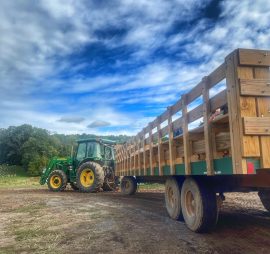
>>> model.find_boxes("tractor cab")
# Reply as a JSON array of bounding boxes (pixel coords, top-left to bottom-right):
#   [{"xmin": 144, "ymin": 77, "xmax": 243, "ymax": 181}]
[{"xmin": 74, "ymin": 138, "xmax": 115, "ymax": 168}]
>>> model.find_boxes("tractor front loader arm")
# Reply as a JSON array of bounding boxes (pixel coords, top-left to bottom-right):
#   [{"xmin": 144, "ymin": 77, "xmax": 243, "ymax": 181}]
[{"xmin": 40, "ymin": 158, "xmax": 57, "ymax": 185}]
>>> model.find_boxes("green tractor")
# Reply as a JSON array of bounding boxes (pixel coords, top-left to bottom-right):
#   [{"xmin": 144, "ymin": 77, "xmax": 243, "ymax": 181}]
[{"xmin": 40, "ymin": 138, "xmax": 118, "ymax": 192}]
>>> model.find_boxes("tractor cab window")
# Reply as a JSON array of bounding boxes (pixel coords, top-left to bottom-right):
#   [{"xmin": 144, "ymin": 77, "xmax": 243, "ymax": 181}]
[
  {"xmin": 104, "ymin": 146, "xmax": 112, "ymax": 160},
  {"xmin": 76, "ymin": 143, "xmax": 87, "ymax": 161},
  {"xmin": 87, "ymin": 142, "xmax": 96, "ymax": 157}
]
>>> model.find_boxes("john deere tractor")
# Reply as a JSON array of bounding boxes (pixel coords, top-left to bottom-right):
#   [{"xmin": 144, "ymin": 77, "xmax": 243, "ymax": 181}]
[{"xmin": 40, "ymin": 138, "xmax": 118, "ymax": 192}]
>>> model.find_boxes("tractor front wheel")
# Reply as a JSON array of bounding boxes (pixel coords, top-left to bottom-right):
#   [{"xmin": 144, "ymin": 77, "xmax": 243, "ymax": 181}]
[
  {"xmin": 47, "ymin": 170, "xmax": 67, "ymax": 192},
  {"xmin": 76, "ymin": 162, "xmax": 104, "ymax": 192}
]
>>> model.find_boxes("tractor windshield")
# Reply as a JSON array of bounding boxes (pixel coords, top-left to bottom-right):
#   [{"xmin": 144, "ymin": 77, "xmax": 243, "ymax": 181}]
[{"xmin": 87, "ymin": 142, "xmax": 96, "ymax": 157}]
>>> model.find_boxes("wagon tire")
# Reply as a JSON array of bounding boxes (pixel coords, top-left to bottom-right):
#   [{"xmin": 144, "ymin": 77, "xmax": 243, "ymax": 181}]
[
  {"xmin": 121, "ymin": 176, "xmax": 137, "ymax": 195},
  {"xmin": 258, "ymin": 189, "xmax": 270, "ymax": 213},
  {"xmin": 165, "ymin": 177, "xmax": 183, "ymax": 220},
  {"xmin": 181, "ymin": 178, "xmax": 218, "ymax": 233}
]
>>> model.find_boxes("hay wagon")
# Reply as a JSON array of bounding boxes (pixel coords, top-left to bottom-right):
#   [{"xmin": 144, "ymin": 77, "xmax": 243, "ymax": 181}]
[{"xmin": 115, "ymin": 48, "xmax": 270, "ymax": 232}]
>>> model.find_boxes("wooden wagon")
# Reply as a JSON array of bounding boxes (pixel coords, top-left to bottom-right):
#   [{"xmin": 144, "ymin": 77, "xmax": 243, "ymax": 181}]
[{"xmin": 115, "ymin": 48, "xmax": 270, "ymax": 232}]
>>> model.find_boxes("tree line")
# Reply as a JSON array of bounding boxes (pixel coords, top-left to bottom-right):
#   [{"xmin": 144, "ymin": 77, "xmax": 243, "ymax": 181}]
[{"xmin": 0, "ymin": 124, "xmax": 130, "ymax": 176}]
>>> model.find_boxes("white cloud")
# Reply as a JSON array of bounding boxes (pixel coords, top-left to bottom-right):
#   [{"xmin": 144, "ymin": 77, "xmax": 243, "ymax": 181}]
[{"xmin": 0, "ymin": 0, "xmax": 270, "ymax": 135}]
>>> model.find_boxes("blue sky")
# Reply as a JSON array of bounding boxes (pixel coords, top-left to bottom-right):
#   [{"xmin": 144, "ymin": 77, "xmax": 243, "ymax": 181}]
[{"xmin": 0, "ymin": 0, "xmax": 270, "ymax": 135}]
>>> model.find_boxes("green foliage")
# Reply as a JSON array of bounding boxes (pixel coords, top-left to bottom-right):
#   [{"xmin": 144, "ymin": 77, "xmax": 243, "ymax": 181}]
[{"xmin": 0, "ymin": 125, "xmax": 131, "ymax": 176}]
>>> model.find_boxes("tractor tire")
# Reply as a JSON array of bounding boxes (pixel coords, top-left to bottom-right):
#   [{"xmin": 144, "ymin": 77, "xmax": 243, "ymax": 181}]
[
  {"xmin": 258, "ymin": 189, "xmax": 270, "ymax": 213},
  {"xmin": 181, "ymin": 178, "xmax": 218, "ymax": 233},
  {"xmin": 76, "ymin": 162, "xmax": 104, "ymax": 193},
  {"xmin": 165, "ymin": 177, "xmax": 183, "ymax": 221},
  {"xmin": 70, "ymin": 182, "xmax": 79, "ymax": 191},
  {"xmin": 47, "ymin": 170, "xmax": 67, "ymax": 192},
  {"xmin": 121, "ymin": 176, "xmax": 137, "ymax": 195}
]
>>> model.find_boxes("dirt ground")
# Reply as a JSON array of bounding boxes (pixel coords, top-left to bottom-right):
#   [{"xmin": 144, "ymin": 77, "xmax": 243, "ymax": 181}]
[{"xmin": 0, "ymin": 186, "xmax": 270, "ymax": 254}]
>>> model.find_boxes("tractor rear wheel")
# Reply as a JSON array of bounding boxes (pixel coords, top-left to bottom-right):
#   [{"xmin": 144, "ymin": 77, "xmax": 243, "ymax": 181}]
[
  {"xmin": 76, "ymin": 162, "xmax": 104, "ymax": 192},
  {"xmin": 121, "ymin": 176, "xmax": 137, "ymax": 195},
  {"xmin": 258, "ymin": 189, "xmax": 270, "ymax": 212},
  {"xmin": 47, "ymin": 170, "xmax": 67, "ymax": 192}
]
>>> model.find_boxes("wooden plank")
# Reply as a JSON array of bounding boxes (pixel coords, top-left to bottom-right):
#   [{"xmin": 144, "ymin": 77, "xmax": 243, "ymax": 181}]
[
  {"xmin": 172, "ymin": 117, "xmax": 183, "ymax": 132},
  {"xmin": 148, "ymin": 123, "xmax": 153, "ymax": 175},
  {"xmin": 160, "ymin": 125, "xmax": 169, "ymax": 137},
  {"xmin": 160, "ymin": 110, "xmax": 170, "ymax": 123},
  {"xmin": 210, "ymin": 89, "xmax": 227, "ymax": 112},
  {"xmin": 238, "ymin": 66, "xmax": 260, "ymax": 157},
  {"xmin": 182, "ymin": 95, "xmax": 191, "ymax": 175},
  {"xmin": 187, "ymin": 104, "xmax": 203, "ymax": 123},
  {"xmin": 207, "ymin": 62, "xmax": 226, "ymax": 89},
  {"xmin": 255, "ymin": 67, "xmax": 270, "ymax": 168},
  {"xmin": 243, "ymin": 117, "xmax": 270, "ymax": 135},
  {"xmin": 240, "ymin": 79, "xmax": 270, "ymax": 96},
  {"xmin": 239, "ymin": 49, "xmax": 270, "ymax": 66},
  {"xmin": 192, "ymin": 139, "xmax": 205, "ymax": 154},
  {"xmin": 171, "ymin": 98, "xmax": 182, "ymax": 115},
  {"xmin": 225, "ymin": 51, "xmax": 245, "ymax": 174},
  {"xmin": 202, "ymin": 77, "xmax": 214, "ymax": 175},
  {"xmin": 143, "ymin": 130, "xmax": 146, "ymax": 175},
  {"xmin": 168, "ymin": 107, "xmax": 175, "ymax": 174},
  {"xmin": 186, "ymin": 80, "xmax": 203, "ymax": 104},
  {"xmin": 138, "ymin": 140, "xmax": 141, "ymax": 171},
  {"xmin": 157, "ymin": 118, "xmax": 163, "ymax": 175}
]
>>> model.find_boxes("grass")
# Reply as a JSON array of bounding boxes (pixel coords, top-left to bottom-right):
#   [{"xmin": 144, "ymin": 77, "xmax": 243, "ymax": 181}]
[
  {"xmin": 138, "ymin": 183, "xmax": 164, "ymax": 191},
  {"xmin": 0, "ymin": 165, "xmax": 40, "ymax": 189}
]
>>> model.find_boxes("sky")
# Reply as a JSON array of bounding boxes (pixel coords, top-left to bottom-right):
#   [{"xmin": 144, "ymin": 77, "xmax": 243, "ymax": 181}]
[{"xmin": 0, "ymin": 0, "xmax": 270, "ymax": 135}]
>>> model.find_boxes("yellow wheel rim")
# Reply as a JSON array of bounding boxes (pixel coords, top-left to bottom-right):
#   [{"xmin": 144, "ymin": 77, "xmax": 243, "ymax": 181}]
[
  {"xmin": 80, "ymin": 169, "xmax": 95, "ymax": 187},
  {"xmin": 50, "ymin": 175, "xmax": 62, "ymax": 189}
]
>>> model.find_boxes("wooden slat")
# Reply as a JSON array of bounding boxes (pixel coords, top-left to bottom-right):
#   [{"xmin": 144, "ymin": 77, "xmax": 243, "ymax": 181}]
[
  {"xmin": 160, "ymin": 110, "xmax": 170, "ymax": 123},
  {"xmin": 210, "ymin": 89, "xmax": 227, "ymax": 112},
  {"xmin": 192, "ymin": 140, "xmax": 205, "ymax": 154},
  {"xmin": 240, "ymin": 79, "xmax": 270, "ymax": 96},
  {"xmin": 168, "ymin": 107, "xmax": 175, "ymax": 174},
  {"xmin": 172, "ymin": 118, "xmax": 183, "ymax": 132},
  {"xmin": 244, "ymin": 117, "xmax": 270, "ymax": 135},
  {"xmin": 202, "ymin": 77, "xmax": 214, "ymax": 175},
  {"xmin": 182, "ymin": 95, "xmax": 191, "ymax": 175},
  {"xmin": 186, "ymin": 80, "xmax": 203, "ymax": 104},
  {"xmin": 171, "ymin": 98, "xmax": 182, "ymax": 115},
  {"xmin": 208, "ymin": 62, "xmax": 226, "ymax": 89},
  {"xmin": 160, "ymin": 125, "xmax": 169, "ymax": 137},
  {"xmin": 157, "ymin": 118, "xmax": 163, "ymax": 175},
  {"xmin": 226, "ymin": 52, "xmax": 245, "ymax": 174},
  {"xmin": 143, "ymin": 130, "xmax": 146, "ymax": 175},
  {"xmin": 187, "ymin": 104, "xmax": 203, "ymax": 123},
  {"xmin": 238, "ymin": 67, "xmax": 260, "ymax": 157},
  {"xmin": 255, "ymin": 67, "xmax": 270, "ymax": 168},
  {"xmin": 216, "ymin": 132, "xmax": 230, "ymax": 151},
  {"xmin": 239, "ymin": 49, "xmax": 270, "ymax": 66},
  {"xmin": 149, "ymin": 123, "xmax": 153, "ymax": 175}
]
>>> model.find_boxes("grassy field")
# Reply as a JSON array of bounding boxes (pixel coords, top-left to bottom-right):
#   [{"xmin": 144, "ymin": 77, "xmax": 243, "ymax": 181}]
[
  {"xmin": 0, "ymin": 164, "xmax": 164, "ymax": 191},
  {"xmin": 0, "ymin": 165, "xmax": 40, "ymax": 188}
]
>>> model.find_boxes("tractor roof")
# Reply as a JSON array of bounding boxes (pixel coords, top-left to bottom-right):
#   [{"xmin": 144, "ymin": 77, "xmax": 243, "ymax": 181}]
[{"xmin": 77, "ymin": 138, "xmax": 116, "ymax": 145}]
